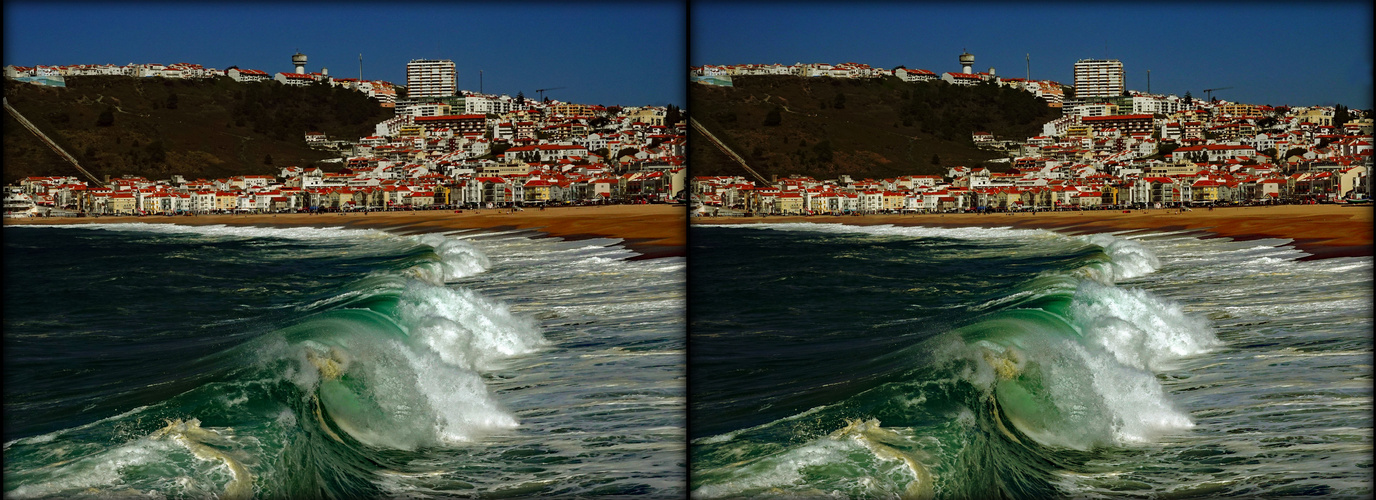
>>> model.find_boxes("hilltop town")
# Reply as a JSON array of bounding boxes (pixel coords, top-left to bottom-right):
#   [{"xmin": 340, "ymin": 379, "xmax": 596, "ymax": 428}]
[
  {"xmin": 690, "ymin": 58, "xmax": 1372, "ymax": 214},
  {"xmin": 7, "ymin": 60, "xmax": 402, "ymax": 107},
  {"xmin": 4, "ymin": 57, "xmax": 686, "ymax": 217}
]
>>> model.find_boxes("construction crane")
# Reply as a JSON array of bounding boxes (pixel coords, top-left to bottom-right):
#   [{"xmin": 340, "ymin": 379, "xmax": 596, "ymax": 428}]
[
  {"xmin": 1203, "ymin": 86, "xmax": 1233, "ymax": 102},
  {"xmin": 535, "ymin": 87, "xmax": 565, "ymax": 101}
]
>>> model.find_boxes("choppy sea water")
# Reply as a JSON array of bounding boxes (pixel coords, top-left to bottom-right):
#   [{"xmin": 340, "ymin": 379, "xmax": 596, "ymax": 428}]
[
  {"xmin": 3, "ymin": 223, "xmax": 685, "ymax": 498},
  {"xmin": 690, "ymin": 223, "xmax": 1371, "ymax": 499}
]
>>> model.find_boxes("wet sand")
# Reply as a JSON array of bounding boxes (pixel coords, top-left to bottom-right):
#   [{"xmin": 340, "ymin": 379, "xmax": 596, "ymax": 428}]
[
  {"xmin": 696, "ymin": 204, "xmax": 1373, "ymax": 260},
  {"xmin": 6, "ymin": 204, "xmax": 687, "ymax": 260}
]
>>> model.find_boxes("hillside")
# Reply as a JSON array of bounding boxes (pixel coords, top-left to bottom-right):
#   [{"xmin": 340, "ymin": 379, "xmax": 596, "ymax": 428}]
[
  {"xmin": 3, "ymin": 76, "xmax": 390, "ymax": 185},
  {"xmin": 690, "ymin": 75, "xmax": 1057, "ymax": 181}
]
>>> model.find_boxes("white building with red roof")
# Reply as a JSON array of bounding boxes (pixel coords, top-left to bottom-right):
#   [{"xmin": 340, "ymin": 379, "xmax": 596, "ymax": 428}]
[
  {"xmin": 894, "ymin": 68, "xmax": 937, "ymax": 82},
  {"xmin": 227, "ymin": 68, "xmax": 270, "ymax": 83},
  {"xmin": 274, "ymin": 72, "xmax": 315, "ymax": 87},
  {"xmin": 941, "ymin": 72, "xmax": 982, "ymax": 86}
]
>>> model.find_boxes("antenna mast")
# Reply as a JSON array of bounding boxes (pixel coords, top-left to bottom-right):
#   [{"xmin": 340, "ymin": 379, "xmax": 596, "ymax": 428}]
[
  {"xmin": 1026, "ymin": 53, "xmax": 1030, "ymax": 81},
  {"xmin": 358, "ymin": 53, "xmax": 362, "ymax": 82}
]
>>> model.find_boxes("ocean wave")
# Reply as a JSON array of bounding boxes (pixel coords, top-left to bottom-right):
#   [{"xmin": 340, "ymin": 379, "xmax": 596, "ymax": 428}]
[
  {"xmin": 1067, "ymin": 280, "xmax": 1218, "ymax": 371},
  {"xmin": 21, "ymin": 222, "xmax": 387, "ymax": 241},
  {"xmin": 410, "ymin": 233, "xmax": 491, "ymax": 282},
  {"xmin": 269, "ymin": 233, "xmax": 544, "ymax": 450},
  {"xmin": 702, "ymin": 222, "xmax": 1053, "ymax": 241},
  {"xmin": 953, "ymin": 234, "xmax": 1213, "ymax": 449},
  {"xmin": 4, "ymin": 229, "xmax": 550, "ymax": 497},
  {"xmin": 1078, "ymin": 233, "xmax": 1161, "ymax": 281},
  {"xmin": 394, "ymin": 283, "xmax": 545, "ymax": 371},
  {"xmin": 692, "ymin": 225, "xmax": 1221, "ymax": 498}
]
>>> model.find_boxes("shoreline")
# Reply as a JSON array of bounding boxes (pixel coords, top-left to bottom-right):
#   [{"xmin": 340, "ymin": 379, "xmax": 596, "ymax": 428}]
[
  {"xmin": 694, "ymin": 204, "xmax": 1373, "ymax": 260},
  {"xmin": 4, "ymin": 204, "xmax": 687, "ymax": 260}
]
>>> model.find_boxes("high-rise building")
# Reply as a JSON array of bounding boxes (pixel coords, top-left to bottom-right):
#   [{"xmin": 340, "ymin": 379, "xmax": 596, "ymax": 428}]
[
  {"xmin": 406, "ymin": 59, "xmax": 456, "ymax": 98},
  {"xmin": 1073, "ymin": 59, "xmax": 1125, "ymax": 98}
]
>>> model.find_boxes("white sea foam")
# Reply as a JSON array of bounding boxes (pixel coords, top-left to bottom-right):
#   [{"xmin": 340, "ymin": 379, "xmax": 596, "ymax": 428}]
[
  {"xmin": 1081, "ymin": 234, "xmax": 1161, "ymax": 281},
  {"xmin": 953, "ymin": 231, "xmax": 1213, "ymax": 449},
  {"xmin": 150, "ymin": 418, "xmax": 253, "ymax": 500},
  {"xmin": 3, "ymin": 405, "xmax": 154, "ymax": 450},
  {"xmin": 28, "ymin": 222, "xmax": 386, "ymax": 241},
  {"xmin": 412, "ymin": 233, "xmax": 491, "ymax": 282},
  {"xmin": 1019, "ymin": 238, "xmax": 1211, "ymax": 447},
  {"xmin": 294, "ymin": 334, "xmax": 444, "ymax": 450},
  {"xmin": 289, "ymin": 285, "xmax": 540, "ymax": 450},
  {"xmin": 6, "ymin": 436, "xmax": 183, "ymax": 499},
  {"xmin": 692, "ymin": 425, "xmax": 926, "ymax": 499},
  {"xmin": 1062, "ymin": 338, "xmax": 1197, "ymax": 446},
  {"xmin": 1068, "ymin": 280, "xmax": 1219, "ymax": 371},
  {"xmin": 277, "ymin": 232, "xmax": 545, "ymax": 450},
  {"xmin": 705, "ymin": 222, "xmax": 1053, "ymax": 241},
  {"xmin": 690, "ymin": 438, "xmax": 850, "ymax": 498},
  {"xmin": 394, "ymin": 284, "xmax": 545, "ymax": 371},
  {"xmin": 967, "ymin": 324, "xmax": 1198, "ymax": 450},
  {"xmin": 395, "ymin": 340, "xmax": 521, "ymax": 444},
  {"xmin": 691, "ymin": 405, "xmax": 831, "ymax": 446}
]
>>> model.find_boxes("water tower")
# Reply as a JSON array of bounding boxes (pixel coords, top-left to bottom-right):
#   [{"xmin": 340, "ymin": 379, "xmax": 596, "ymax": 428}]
[
  {"xmin": 292, "ymin": 51, "xmax": 307, "ymax": 74},
  {"xmin": 959, "ymin": 49, "xmax": 974, "ymax": 74}
]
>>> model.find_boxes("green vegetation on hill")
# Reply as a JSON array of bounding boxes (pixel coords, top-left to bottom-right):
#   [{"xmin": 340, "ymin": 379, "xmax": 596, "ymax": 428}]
[
  {"xmin": 3, "ymin": 76, "xmax": 389, "ymax": 185},
  {"xmin": 690, "ymin": 75, "xmax": 1056, "ymax": 181}
]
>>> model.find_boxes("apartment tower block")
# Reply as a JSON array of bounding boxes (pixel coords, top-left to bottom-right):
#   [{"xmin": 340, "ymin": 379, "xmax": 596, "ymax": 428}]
[
  {"xmin": 1073, "ymin": 59, "xmax": 1125, "ymax": 98},
  {"xmin": 406, "ymin": 59, "xmax": 456, "ymax": 98}
]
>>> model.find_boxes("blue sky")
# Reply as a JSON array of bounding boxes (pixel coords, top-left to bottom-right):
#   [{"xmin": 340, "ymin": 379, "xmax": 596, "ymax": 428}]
[
  {"xmin": 692, "ymin": 2, "xmax": 1373, "ymax": 109},
  {"xmin": 3, "ymin": 2, "xmax": 686, "ymax": 108}
]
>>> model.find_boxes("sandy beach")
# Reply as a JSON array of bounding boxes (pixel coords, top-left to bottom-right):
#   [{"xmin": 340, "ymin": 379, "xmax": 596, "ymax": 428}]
[
  {"xmin": 696, "ymin": 204, "xmax": 1373, "ymax": 260},
  {"xmin": 5, "ymin": 204, "xmax": 687, "ymax": 260}
]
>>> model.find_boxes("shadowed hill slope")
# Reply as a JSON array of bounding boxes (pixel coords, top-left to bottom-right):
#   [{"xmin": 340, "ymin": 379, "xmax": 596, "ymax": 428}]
[
  {"xmin": 689, "ymin": 75, "xmax": 1056, "ymax": 181},
  {"xmin": 4, "ymin": 76, "xmax": 389, "ymax": 185}
]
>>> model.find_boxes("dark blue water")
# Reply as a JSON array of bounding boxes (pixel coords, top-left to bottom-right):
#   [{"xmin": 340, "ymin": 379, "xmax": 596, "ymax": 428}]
[{"xmin": 5, "ymin": 226, "xmax": 411, "ymax": 442}]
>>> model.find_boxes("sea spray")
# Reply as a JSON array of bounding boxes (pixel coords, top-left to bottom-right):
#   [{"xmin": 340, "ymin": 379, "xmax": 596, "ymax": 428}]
[
  {"xmin": 411, "ymin": 233, "xmax": 492, "ymax": 282},
  {"xmin": 1067, "ymin": 280, "xmax": 1218, "ymax": 371},
  {"xmin": 270, "ymin": 232, "xmax": 545, "ymax": 450},
  {"xmin": 1080, "ymin": 233, "xmax": 1161, "ymax": 281},
  {"xmin": 393, "ymin": 284, "xmax": 545, "ymax": 369},
  {"xmin": 957, "ymin": 234, "xmax": 1209, "ymax": 448},
  {"xmin": 703, "ymin": 222, "xmax": 1054, "ymax": 242},
  {"xmin": 25, "ymin": 222, "xmax": 388, "ymax": 241}
]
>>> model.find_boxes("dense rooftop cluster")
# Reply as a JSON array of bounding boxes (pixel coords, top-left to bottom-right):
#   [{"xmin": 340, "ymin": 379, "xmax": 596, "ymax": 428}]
[
  {"xmin": 4, "ymin": 60, "xmax": 687, "ymax": 216},
  {"xmin": 692, "ymin": 61, "xmax": 1372, "ymax": 215}
]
